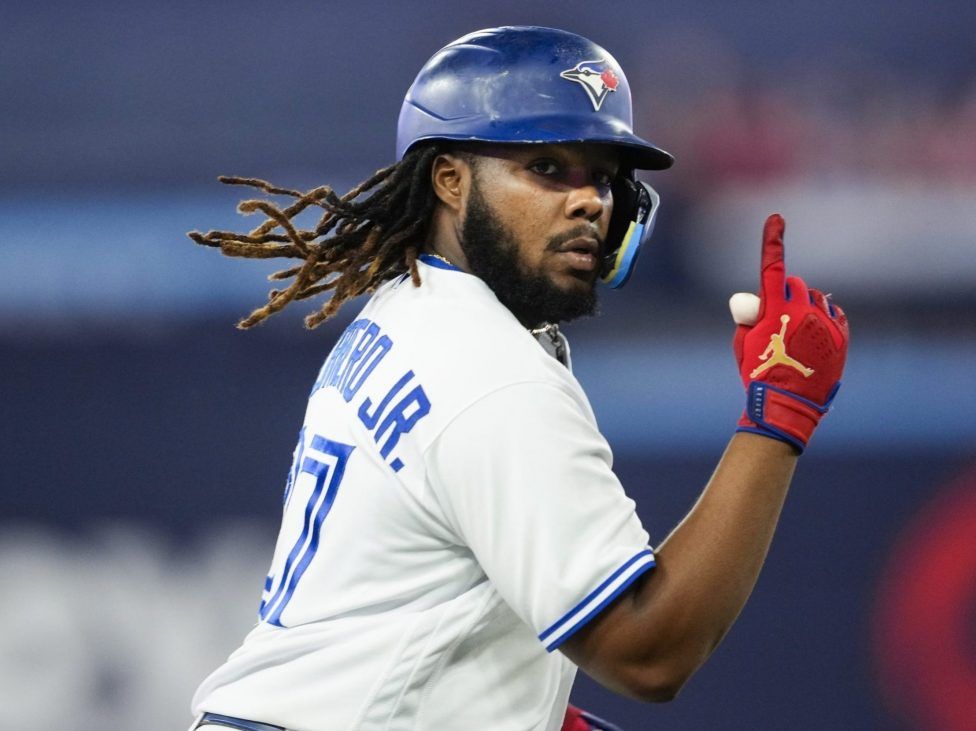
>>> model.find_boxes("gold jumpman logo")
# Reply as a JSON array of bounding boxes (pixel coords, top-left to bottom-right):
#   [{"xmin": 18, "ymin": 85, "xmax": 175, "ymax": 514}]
[{"xmin": 750, "ymin": 315, "xmax": 815, "ymax": 379}]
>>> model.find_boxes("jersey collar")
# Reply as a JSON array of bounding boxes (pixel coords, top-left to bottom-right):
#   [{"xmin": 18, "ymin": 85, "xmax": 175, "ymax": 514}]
[{"xmin": 419, "ymin": 253, "xmax": 462, "ymax": 272}]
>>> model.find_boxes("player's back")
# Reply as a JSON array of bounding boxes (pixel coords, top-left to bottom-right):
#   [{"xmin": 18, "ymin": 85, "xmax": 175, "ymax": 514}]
[{"xmin": 191, "ymin": 259, "xmax": 588, "ymax": 730}]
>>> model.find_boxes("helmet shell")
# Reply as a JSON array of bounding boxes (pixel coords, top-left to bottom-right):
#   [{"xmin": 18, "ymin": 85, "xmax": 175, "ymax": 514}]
[{"xmin": 396, "ymin": 26, "xmax": 673, "ymax": 170}]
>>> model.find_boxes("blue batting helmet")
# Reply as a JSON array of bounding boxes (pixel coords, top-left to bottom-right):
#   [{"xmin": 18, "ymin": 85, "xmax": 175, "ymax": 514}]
[
  {"xmin": 396, "ymin": 26, "xmax": 673, "ymax": 170},
  {"xmin": 397, "ymin": 26, "xmax": 672, "ymax": 288}
]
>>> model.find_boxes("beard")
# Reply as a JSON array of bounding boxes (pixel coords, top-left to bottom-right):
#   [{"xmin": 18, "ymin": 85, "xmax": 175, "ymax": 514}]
[{"xmin": 459, "ymin": 183, "xmax": 599, "ymax": 328}]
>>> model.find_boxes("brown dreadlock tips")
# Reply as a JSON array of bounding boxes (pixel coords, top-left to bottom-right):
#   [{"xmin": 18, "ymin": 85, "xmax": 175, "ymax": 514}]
[
  {"xmin": 189, "ymin": 144, "xmax": 441, "ymax": 329},
  {"xmin": 187, "ymin": 231, "xmax": 220, "ymax": 247}
]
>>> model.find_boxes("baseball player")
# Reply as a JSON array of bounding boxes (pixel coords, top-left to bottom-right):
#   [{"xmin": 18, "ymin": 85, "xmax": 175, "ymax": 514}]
[{"xmin": 187, "ymin": 26, "xmax": 849, "ymax": 731}]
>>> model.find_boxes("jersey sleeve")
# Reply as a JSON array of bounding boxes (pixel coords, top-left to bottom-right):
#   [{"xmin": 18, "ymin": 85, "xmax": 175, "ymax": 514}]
[{"xmin": 425, "ymin": 380, "xmax": 654, "ymax": 652}]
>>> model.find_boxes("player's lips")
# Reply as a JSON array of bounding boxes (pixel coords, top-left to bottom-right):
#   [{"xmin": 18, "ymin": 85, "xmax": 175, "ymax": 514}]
[{"xmin": 555, "ymin": 237, "xmax": 600, "ymax": 271}]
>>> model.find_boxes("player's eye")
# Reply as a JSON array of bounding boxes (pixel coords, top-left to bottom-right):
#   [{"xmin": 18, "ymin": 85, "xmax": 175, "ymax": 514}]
[
  {"xmin": 594, "ymin": 171, "xmax": 614, "ymax": 190},
  {"xmin": 529, "ymin": 160, "xmax": 560, "ymax": 176}
]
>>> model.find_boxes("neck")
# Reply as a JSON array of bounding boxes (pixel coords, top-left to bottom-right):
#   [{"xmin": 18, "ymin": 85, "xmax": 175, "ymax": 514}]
[{"xmin": 426, "ymin": 207, "xmax": 471, "ymax": 273}]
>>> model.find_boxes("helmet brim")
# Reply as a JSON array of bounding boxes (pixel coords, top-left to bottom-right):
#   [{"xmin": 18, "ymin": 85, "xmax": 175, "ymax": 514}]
[{"xmin": 399, "ymin": 109, "xmax": 674, "ymax": 170}]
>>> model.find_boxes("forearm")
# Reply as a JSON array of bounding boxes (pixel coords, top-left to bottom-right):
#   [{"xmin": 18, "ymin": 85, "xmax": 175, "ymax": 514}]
[
  {"xmin": 561, "ymin": 432, "xmax": 798, "ymax": 700},
  {"xmin": 638, "ymin": 432, "xmax": 797, "ymax": 671}
]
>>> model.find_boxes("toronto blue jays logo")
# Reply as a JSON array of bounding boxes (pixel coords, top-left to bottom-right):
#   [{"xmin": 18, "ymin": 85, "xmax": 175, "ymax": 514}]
[{"xmin": 560, "ymin": 59, "xmax": 619, "ymax": 111}]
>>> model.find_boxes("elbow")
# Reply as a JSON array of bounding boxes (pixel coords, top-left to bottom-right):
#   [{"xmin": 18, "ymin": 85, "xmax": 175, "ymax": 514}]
[
  {"xmin": 622, "ymin": 637, "xmax": 719, "ymax": 703},
  {"xmin": 627, "ymin": 621, "xmax": 728, "ymax": 702},
  {"xmin": 633, "ymin": 670, "xmax": 691, "ymax": 704},
  {"xmin": 643, "ymin": 679, "xmax": 684, "ymax": 704},
  {"xmin": 629, "ymin": 683, "xmax": 681, "ymax": 704},
  {"xmin": 617, "ymin": 658, "xmax": 698, "ymax": 703}
]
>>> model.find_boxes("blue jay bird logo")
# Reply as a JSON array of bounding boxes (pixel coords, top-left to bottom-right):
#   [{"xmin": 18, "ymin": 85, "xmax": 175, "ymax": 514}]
[{"xmin": 559, "ymin": 60, "xmax": 619, "ymax": 111}]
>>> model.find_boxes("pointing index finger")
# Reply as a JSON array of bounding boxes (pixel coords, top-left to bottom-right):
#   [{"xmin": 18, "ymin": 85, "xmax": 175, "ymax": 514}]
[{"xmin": 760, "ymin": 213, "xmax": 786, "ymax": 308}]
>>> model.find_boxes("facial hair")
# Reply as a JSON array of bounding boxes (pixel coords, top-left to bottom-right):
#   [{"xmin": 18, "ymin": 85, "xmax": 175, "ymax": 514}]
[{"xmin": 459, "ymin": 183, "xmax": 599, "ymax": 327}]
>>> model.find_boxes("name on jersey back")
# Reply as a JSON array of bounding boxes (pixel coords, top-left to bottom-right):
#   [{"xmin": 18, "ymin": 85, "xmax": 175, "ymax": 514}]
[{"xmin": 311, "ymin": 318, "xmax": 430, "ymax": 472}]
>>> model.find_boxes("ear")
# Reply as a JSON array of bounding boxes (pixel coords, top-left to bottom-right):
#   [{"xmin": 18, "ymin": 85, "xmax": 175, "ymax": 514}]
[{"xmin": 430, "ymin": 153, "xmax": 471, "ymax": 213}]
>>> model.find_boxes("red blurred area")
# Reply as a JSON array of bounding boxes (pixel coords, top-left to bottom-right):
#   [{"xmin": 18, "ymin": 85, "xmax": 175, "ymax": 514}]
[{"xmin": 874, "ymin": 464, "xmax": 976, "ymax": 730}]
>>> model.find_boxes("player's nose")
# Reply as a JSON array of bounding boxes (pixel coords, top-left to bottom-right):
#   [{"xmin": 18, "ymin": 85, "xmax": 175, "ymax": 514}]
[{"xmin": 564, "ymin": 182, "xmax": 606, "ymax": 223}]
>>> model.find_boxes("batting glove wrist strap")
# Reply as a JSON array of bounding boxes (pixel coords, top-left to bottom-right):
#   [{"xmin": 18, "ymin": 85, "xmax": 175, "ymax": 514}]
[{"xmin": 736, "ymin": 381, "xmax": 840, "ymax": 453}]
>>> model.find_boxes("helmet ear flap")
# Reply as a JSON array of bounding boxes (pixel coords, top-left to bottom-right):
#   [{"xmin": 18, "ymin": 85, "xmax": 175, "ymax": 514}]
[
  {"xmin": 600, "ymin": 174, "xmax": 660, "ymax": 289},
  {"xmin": 605, "ymin": 173, "xmax": 639, "ymax": 254}
]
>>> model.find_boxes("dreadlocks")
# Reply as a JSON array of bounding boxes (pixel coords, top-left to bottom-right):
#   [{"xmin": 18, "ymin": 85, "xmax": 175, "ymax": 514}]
[{"xmin": 188, "ymin": 143, "xmax": 443, "ymax": 329}]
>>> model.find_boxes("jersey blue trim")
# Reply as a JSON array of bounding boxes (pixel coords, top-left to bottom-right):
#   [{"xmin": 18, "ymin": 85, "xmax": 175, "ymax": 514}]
[
  {"xmin": 196, "ymin": 713, "xmax": 285, "ymax": 731},
  {"xmin": 539, "ymin": 549, "xmax": 656, "ymax": 651},
  {"xmin": 419, "ymin": 253, "xmax": 462, "ymax": 271}
]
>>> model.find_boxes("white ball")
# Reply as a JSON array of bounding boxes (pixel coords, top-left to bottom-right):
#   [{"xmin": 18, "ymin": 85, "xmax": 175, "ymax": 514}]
[{"xmin": 729, "ymin": 292, "xmax": 761, "ymax": 326}]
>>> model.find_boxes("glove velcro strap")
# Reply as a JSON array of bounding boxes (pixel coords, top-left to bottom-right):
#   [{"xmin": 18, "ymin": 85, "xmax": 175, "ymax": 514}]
[{"xmin": 737, "ymin": 381, "xmax": 839, "ymax": 453}]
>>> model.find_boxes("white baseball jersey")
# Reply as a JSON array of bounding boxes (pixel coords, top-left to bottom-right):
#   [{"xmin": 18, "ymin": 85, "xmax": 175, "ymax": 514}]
[{"xmin": 191, "ymin": 257, "xmax": 655, "ymax": 731}]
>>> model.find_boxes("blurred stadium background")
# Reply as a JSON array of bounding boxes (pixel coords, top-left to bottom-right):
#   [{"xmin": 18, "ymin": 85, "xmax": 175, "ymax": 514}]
[{"xmin": 3, "ymin": 2, "xmax": 975, "ymax": 729}]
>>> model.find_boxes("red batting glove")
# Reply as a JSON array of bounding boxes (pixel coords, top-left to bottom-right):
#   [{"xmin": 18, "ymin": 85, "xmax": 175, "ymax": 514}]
[
  {"xmin": 562, "ymin": 704, "xmax": 625, "ymax": 731},
  {"xmin": 734, "ymin": 214, "xmax": 849, "ymax": 452},
  {"xmin": 562, "ymin": 705, "xmax": 591, "ymax": 731}
]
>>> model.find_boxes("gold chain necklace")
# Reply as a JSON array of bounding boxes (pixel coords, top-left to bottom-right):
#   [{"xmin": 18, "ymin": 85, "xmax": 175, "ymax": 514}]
[
  {"xmin": 530, "ymin": 323, "xmax": 568, "ymax": 366},
  {"xmin": 426, "ymin": 252, "xmax": 455, "ymax": 267}
]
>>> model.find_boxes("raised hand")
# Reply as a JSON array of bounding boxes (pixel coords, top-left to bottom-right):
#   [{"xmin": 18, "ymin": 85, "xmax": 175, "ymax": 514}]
[{"xmin": 731, "ymin": 214, "xmax": 849, "ymax": 452}]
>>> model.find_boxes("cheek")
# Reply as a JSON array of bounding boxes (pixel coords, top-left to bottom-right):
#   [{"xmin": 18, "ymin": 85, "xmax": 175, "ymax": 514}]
[{"xmin": 492, "ymin": 191, "xmax": 561, "ymax": 253}]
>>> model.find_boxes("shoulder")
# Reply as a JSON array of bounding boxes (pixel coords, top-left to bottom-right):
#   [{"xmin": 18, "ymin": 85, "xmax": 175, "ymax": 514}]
[{"xmin": 361, "ymin": 260, "xmax": 582, "ymax": 409}]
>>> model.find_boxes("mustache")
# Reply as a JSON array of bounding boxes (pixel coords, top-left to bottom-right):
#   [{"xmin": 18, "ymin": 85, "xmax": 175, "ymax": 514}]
[{"xmin": 545, "ymin": 224, "xmax": 606, "ymax": 254}]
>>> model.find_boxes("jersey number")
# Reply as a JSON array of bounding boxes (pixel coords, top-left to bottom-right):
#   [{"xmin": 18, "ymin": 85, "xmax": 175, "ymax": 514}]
[{"xmin": 259, "ymin": 433, "xmax": 354, "ymax": 626}]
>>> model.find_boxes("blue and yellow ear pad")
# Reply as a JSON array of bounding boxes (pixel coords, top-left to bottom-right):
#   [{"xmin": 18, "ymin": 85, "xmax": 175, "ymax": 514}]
[{"xmin": 600, "ymin": 177, "xmax": 660, "ymax": 289}]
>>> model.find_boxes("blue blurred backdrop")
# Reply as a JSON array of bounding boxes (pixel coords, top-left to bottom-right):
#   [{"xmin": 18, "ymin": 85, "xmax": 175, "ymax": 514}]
[{"xmin": 3, "ymin": 2, "xmax": 975, "ymax": 729}]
